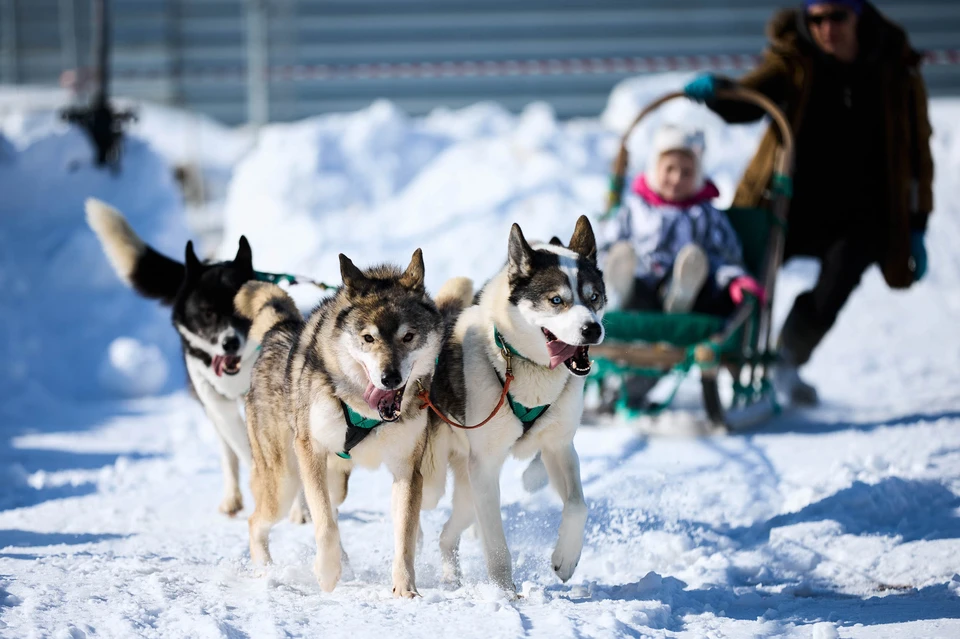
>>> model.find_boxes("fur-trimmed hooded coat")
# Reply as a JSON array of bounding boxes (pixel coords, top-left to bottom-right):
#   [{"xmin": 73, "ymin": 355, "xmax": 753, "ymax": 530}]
[{"xmin": 708, "ymin": 3, "xmax": 933, "ymax": 288}]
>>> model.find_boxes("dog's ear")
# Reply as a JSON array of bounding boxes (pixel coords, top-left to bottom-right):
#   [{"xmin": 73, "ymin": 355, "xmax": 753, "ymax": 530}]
[
  {"xmin": 233, "ymin": 235, "xmax": 253, "ymax": 272},
  {"xmin": 549, "ymin": 236, "xmax": 564, "ymax": 247},
  {"xmin": 568, "ymin": 215, "xmax": 597, "ymax": 264},
  {"xmin": 507, "ymin": 223, "xmax": 535, "ymax": 277},
  {"xmin": 400, "ymin": 248, "xmax": 425, "ymax": 294},
  {"xmin": 339, "ymin": 253, "xmax": 367, "ymax": 293},
  {"xmin": 185, "ymin": 240, "xmax": 203, "ymax": 280}
]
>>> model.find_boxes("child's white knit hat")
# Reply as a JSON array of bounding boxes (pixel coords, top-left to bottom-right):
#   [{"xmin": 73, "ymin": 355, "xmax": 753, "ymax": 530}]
[{"xmin": 646, "ymin": 123, "xmax": 706, "ymax": 192}]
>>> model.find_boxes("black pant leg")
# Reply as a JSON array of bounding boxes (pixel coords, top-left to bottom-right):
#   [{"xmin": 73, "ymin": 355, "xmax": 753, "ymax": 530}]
[{"xmin": 780, "ymin": 236, "xmax": 877, "ymax": 365}]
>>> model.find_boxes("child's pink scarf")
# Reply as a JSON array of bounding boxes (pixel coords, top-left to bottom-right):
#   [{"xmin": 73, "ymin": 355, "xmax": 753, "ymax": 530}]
[{"xmin": 632, "ymin": 173, "xmax": 720, "ymax": 207}]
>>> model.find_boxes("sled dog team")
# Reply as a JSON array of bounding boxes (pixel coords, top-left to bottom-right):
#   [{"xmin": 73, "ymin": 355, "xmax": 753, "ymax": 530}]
[{"xmin": 87, "ymin": 198, "xmax": 607, "ymax": 597}]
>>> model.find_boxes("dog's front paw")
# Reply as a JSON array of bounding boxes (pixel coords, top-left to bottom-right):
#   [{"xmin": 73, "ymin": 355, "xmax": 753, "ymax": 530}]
[
  {"xmin": 521, "ymin": 454, "xmax": 549, "ymax": 493},
  {"xmin": 392, "ymin": 581, "xmax": 420, "ymax": 599},
  {"xmin": 439, "ymin": 577, "xmax": 461, "ymax": 591},
  {"xmin": 551, "ymin": 547, "xmax": 580, "ymax": 583},
  {"xmin": 313, "ymin": 551, "xmax": 342, "ymax": 592},
  {"xmin": 552, "ymin": 502, "xmax": 587, "ymax": 582},
  {"xmin": 494, "ymin": 576, "xmax": 518, "ymax": 596},
  {"xmin": 440, "ymin": 553, "xmax": 462, "ymax": 589},
  {"xmin": 218, "ymin": 494, "xmax": 243, "ymax": 517},
  {"xmin": 249, "ymin": 544, "xmax": 272, "ymax": 567},
  {"xmin": 288, "ymin": 500, "xmax": 309, "ymax": 525},
  {"xmin": 340, "ymin": 546, "xmax": 355, "ymax": 582},
  {"xmin": 551, "ymin": 527, "xmax": 584, "ymax": 582}
]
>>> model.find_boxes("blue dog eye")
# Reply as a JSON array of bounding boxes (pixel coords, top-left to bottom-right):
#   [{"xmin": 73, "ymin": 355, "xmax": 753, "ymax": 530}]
[{"xmin": 551, "ymin": 296, "xmax": 563, "ymax": 305}]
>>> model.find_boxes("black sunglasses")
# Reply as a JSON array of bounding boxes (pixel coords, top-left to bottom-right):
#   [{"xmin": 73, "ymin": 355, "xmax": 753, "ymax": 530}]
[{"xmin": 808, "ymin": 10, "xmax": 852, "ymax": 26}]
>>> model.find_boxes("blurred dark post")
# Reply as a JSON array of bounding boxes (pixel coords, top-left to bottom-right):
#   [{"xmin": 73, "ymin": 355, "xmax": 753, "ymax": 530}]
[{"xmin": 60, "ymin": 0, "xmax": 136, "ymax": 171}]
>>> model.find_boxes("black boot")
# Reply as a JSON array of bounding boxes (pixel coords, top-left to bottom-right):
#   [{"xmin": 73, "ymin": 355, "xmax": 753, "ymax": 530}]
[{"xmin": 774, "ymin": 297, "xmax": 823, "ymax": 406}]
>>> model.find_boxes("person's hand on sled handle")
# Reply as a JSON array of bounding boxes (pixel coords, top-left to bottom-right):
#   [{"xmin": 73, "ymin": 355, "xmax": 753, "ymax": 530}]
[
  {"xmin": 910, "ymin": 229, "xmax": 928, "ymax": 282},
  {"xmin": 729, "ymin": 275, "xmax": 767, "ymax": 305},
  {"xmin": 683, "ymin": 74, "xmax": 735, "ymax": 104}
]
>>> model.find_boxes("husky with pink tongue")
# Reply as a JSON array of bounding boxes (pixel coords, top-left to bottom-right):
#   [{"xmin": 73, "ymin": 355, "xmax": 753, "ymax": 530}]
[
  {"xmin": 235, "ymin": 249, "xmax": 472, "ymax": 598},
  {"xmin": 419, "ymin": 215, "xmax": 607, "ymax": 595}
]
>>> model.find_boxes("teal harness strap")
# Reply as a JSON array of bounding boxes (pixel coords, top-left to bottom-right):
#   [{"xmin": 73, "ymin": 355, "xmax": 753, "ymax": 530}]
[
  {"xmin": 504, "ymin": 380, "xmax": 550, "ymax": 427},
  {"xmin": 254, "ymin": 270, "xmax": 338, "ymax": 291},
  {"xmin": 336, "ymin": 401, "xmax": 383, "ymax": 460},
  {"xmin": 492, "ymin": 327, "xmax": 551, "ymax": 430}
]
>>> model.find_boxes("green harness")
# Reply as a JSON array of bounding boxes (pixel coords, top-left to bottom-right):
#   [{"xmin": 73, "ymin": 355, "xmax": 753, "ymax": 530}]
[
  {"xmin": 335, "ymin": 400, "xmax": 385, "ymax": 460},
  {"xmin": 493, "ymin": 327, "xmax": 551, "ymax": 430}
]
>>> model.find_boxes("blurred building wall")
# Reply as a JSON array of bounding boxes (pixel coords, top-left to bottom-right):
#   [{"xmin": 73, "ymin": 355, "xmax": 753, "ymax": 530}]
[{"xmin": 1, "ymin": 0, "xmax": 958, "ymax": 125}]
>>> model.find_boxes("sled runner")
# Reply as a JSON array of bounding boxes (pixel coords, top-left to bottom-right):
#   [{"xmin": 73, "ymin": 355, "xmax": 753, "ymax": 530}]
[{"xmin": 589, "ymin": 86, "xmax": 794, "ymax": 431}]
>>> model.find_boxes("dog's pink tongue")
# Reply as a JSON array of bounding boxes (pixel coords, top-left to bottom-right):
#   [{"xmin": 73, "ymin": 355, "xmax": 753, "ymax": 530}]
[
  {"xmin": 546, "ymin": 340, "xmax": 578, "ymax": 369},
  {"xmin": 212, "ymin": 355, "xmax": 224, "ymax": 377},
  {"xmin": 364, "ymin": 383, "xmax": 396, "ymax": 411}
]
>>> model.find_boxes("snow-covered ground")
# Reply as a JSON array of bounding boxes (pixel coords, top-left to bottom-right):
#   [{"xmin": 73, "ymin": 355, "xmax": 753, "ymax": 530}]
[{"xmin": 1, "ymin": 74, "xmax": 959, "ymax": 638}]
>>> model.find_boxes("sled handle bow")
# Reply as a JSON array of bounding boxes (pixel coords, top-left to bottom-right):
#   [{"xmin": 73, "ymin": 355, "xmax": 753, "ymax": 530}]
[{"xmin": 604, "ymin": 87, "xmax": 795, "ymax": 214}]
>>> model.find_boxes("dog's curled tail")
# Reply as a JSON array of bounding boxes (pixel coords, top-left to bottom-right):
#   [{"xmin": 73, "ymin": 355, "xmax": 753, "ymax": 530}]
[
  {"xmin": 435, "ymin": 276, "xmax": 474, "ymax": 316},
  {"xmin": 85, "ymin": 198, "xmax": 186, "ymax": 305},
  {"xmin": 234, "ymin": 281, "xmax": 301, "ymax": 344}
]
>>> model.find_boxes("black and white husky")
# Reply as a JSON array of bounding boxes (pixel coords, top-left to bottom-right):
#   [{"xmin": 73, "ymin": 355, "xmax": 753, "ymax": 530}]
[
  {"xmin": 85, "ymin": 198, "xmax": 296, "ymax": 519},
  {"xmin": 421, "ymin": 215, "xmax": 606, "ymax": 594}
]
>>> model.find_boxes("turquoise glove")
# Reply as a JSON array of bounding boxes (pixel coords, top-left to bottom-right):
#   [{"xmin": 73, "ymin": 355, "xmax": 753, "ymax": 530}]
[
  {"xmin": 684, "ymin": 74, "xmax": 718, "ymax": 102},
  {"xmin": 911, "ymin": 230, "xmax": 927, "ymax": 281}
]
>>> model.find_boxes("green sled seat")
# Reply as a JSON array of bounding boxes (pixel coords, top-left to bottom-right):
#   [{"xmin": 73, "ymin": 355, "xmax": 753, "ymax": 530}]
[{"xmin": 589, "ymin": 207, "xmax": 780, "ymax": 429}]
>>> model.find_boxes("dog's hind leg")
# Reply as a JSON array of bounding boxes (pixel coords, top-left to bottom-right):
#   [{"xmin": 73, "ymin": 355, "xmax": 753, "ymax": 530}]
[
  {"xmin": 192, "ymin": 376, "xmax": 253, "ymax": 515},
  {"xmin": 439, "ymin": 455, "xmax": 473, "ymax": 588},
  {"xmin": 217, "ymin": 436, "xmax": 243, "ymax": 517},
  {"xmin": 327, "ymin": 458, "xmax": 354, "ymax": 582},
  {"xmin": 293, "ymin": 431, "xmax": 341, "ymax": 593},
  {"xmin": 288, "ymin": 488, "xmax": 310, "ymax": 524},
  {"xmin": 469, "ymin": 454, "xmax": 516, "ymax": 594},
  {"xmin": 218, "ymin": 400, "xmax": 253, "ymax": 466},
  {"xmin": 541, "ymin": 442, "xmax": 587, "ymax": 583},
  {"xmin": 248, "ymin": 414, "xmax": 300, "ymax": 566},
  {"xmin": 521, "ymin": 452, "xmax": 549, "ymax": 493}
]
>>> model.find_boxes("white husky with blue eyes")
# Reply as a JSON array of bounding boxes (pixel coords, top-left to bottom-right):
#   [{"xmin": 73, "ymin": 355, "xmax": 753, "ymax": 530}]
[{"xmin": 420, "ymin": 215, "xmax": 607, "ymax": 595}]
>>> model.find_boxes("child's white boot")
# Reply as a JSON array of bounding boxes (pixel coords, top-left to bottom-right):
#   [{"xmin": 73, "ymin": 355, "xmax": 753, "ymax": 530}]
[{"xmin": 663, "ymin": 244, "xmax": 708, "ymax": 313}]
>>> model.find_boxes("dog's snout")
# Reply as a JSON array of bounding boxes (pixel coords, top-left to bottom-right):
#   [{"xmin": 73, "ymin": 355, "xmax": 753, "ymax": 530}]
[
  {"xmin": 381, "ymin": 369, "xmax": 402, "ymax": 390},
  {"xmin": 222, "ymin": 335, "xmax": 241, "ymax": 354},
  {"xmin": 581, "ymin": 322, "xmax": 602, "ymax": 343}
]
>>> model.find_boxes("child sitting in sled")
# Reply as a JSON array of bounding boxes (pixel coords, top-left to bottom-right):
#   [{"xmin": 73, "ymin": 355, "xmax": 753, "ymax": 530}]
[
  {"xmin": 600, "ymin": 123, "xmax": 764, "ymax": 315},
  {"xmin": 597, "ymin": 123, "xmax": 764, "ymax": 412}
]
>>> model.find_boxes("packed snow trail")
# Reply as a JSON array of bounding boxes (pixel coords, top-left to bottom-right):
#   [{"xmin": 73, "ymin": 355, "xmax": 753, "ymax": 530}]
[
  {"xmin": 1, "ymin": 77, "xmax": 959, "ymax": 638},
  {"xmin": 2, "ymin": 354, "xmax": 959, "ymax": 638}
]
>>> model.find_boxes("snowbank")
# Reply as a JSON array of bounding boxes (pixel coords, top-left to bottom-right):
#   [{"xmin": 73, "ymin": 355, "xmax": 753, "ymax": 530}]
[
  {"xmin": 218, "ymin": 99, "xmax": 608, "ymax": 298},
  {"xmin": 0, "ymin": 124, "xmax": 189, "ymax": 410},
  {"xmin": 216, "ymin": 72, "xmax": 762, "ymax": 299}
]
